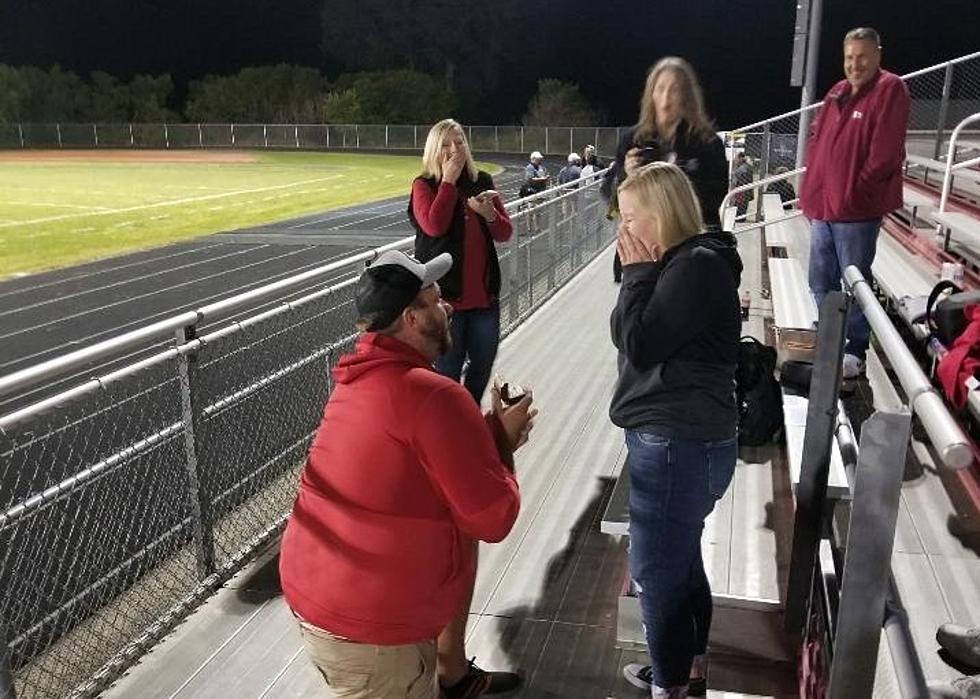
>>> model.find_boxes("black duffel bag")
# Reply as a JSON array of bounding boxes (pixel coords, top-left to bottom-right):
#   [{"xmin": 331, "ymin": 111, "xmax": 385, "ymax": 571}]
[{"xmin": 925, "ymin": 280, "xmax": 980, "ymax": 347}]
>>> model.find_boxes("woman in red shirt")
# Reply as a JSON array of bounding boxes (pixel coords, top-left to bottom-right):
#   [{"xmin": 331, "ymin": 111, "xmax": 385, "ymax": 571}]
[{"xmin": 410, "ymin": 119, "xmax": 513, "ymax": 403}]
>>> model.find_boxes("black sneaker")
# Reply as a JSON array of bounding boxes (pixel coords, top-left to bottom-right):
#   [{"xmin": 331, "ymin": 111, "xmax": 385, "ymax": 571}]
[
  {"xmin": 442, "ymin": 658, "xmax": 522, "ymax": 698},
  {"xmin": 622, "ymin": 663, "xmax": 706, "ymax": 697}
]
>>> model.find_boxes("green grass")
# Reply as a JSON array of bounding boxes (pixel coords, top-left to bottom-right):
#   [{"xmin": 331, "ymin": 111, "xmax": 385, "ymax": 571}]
[{"xmin": 0, "ymin": 151, "xmax": 501, "ymax": 278}]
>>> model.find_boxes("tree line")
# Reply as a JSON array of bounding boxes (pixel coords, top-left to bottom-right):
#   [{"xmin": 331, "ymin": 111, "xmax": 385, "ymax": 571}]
[{"xmin": 0, "ymin": 63, "xmax": 600, "ymax": 127}]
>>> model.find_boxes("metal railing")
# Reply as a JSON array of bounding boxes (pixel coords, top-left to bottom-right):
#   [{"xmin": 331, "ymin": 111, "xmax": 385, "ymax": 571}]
[
  {"xmin": 0, "ymin": 122, "xmax": 625, "ymax": 158},
  {"xmin": 727, "ymin": 50, "xmax": 980, "ymax": 181},
  {"xmin": 939, "ymin": 112, "xmax": 980, "ymax": 211},
  {"xmin": 0, "ymin": 174, "xmax": 614, "ymax": 699},
  {"xmin": 843, "ymin": 265, "xmax": 973, "ymax": 469}
]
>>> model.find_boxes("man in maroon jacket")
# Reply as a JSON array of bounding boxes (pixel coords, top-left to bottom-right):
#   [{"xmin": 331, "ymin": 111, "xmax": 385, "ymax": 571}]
[
  {"xmin": 800, "ymin": 27, "xmax": 910, "ymax": 378},
  {"xmin": 279, "ymin": 250, "xmax": 536, "ymax": 698}
]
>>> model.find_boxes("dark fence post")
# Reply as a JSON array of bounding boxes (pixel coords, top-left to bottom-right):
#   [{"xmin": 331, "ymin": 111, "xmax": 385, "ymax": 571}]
[
  {"xmin": 784, "ymin": 290, "xmax": 849, "ymax": 636},
  {"xmin": 0, "ymin": 630, "xmax": 15, "ymax": 699},
  {"xmin": 176, "ymin": 325, "xmax": 217, "ymax": 577},
  {"xmin": 829, "ymin": 410, "xmax": 912, "ymax": 697}
]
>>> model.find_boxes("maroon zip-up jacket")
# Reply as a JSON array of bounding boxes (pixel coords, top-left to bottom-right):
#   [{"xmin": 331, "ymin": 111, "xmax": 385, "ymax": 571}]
[{"xmin": 800, "ymin": 69, "xmax": 910, "ymax": 222}]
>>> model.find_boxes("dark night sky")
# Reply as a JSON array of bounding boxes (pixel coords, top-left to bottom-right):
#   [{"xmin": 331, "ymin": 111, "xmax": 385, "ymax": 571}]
[{"xmin": 0, "ymin": 0, "xmax": 976, "ymax": 127}]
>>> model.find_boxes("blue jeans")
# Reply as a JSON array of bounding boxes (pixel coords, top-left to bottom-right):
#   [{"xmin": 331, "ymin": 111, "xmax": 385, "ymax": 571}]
[
  {"xmin": 625, "ymin": 431, "xmax": 737, "ymax": 689},
  {"xmin": 434, "ymin": 302, "xmax": 500, "ymax": 404},
  {"xmin": 808, "ymin": 218, "xmax": 881, "ymax": 359}
]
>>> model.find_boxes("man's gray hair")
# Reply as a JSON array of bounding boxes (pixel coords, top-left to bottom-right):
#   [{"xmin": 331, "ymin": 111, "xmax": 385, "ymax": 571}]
[{"xmin": 844, "ymin": 27, "xmax": 881, "ymax": 48}]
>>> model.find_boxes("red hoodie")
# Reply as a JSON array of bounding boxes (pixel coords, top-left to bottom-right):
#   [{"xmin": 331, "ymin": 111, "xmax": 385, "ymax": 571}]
[
  {"xmin": 279, "ymin": 333, "xmax": 520, "ymax": 644},
  {"xmin": 800, "ymin": 69, "xmax": 910, "ymax": 222}
]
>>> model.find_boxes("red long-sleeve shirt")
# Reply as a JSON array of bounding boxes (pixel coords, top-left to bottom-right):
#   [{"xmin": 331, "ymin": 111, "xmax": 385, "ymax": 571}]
[{"xmin": 411, "ymin": 179, "xmax": 513, "ymax": 310}]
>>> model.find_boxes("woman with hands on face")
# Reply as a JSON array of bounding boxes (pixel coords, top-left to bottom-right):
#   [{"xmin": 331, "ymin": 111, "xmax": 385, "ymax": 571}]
[
  {"xmin": 409, "ymin": 119, "xmax": 513, "ymax": 404},
  {"xmin": 610, "ymin": 162, "xmax": 742, "ymax": 699}
]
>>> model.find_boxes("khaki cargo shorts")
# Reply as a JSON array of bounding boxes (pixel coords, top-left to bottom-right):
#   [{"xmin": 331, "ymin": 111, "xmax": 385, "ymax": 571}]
[{"xmin": 297, "ymin": 620, "xmax": 438, "ymax": 698}]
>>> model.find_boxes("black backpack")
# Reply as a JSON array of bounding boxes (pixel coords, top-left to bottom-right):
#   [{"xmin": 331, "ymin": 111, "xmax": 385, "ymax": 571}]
[
  {"xmin": 925, "ymin": 280, "xmax": 980, "ymax": 347},
  {"xmin": 735, "ymin": 336, "xmax": 783, "ymax": 446}
]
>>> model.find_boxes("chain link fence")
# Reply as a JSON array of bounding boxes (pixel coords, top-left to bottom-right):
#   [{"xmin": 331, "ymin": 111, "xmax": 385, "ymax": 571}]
[
  {"xmin": 726, "ymin": 50, "xmax": 980, "ymax": 216},
  {"xmin": 0, "ymin": 176, "xmax": 614, "ymax": 699},
  {"xmin": 0, "ymin": 122, "xmax": 626, "ymax": 158}
]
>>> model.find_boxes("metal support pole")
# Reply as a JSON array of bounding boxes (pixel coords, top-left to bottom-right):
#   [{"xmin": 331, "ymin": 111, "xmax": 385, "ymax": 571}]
[
  {"xmin": 56, "ymin": 123, "xmax": 62, "ymax": 149},
  {"xmin": 882, "ymin": 577, "xmax": 929, "ymax": 698},
  {"xmin": 175, "ymin": 326, "xmax": 217, "ymax": 578},
  {"xmin": 413, "ymin": 125, "xmax": 418, "ymax": 150},
  {"xmin": 494, "ymin": 126, "xmax": 499, "ymax": 152},
  {"xmin": 508, "ymin": 232, "xmax": 520, "ymax": 326},
  {"xmin": 796, "ymin": 0, "xmax": 823, "ymax": 167},
  {"xmin": 933, "ymin": 64, "xmax": 955, "ymax": 160},
  {"xmin": 385, "ymin": 124, "xmax": 389, "ymax": 149},
  {"xmin": 547, "ymin": 200, "xmax": 557, "ymax": 292},
  {"xmin": 294, "ymin": 124, "xmax": 300, "ymax": 149},
  {"xmin": 757, "ymin": 123, "xmax": 772, "ymax": 221},
  {"xmin": 545, "ymin": 127, "xmax": 549, "ymax": 155},
  {"xmin": 569, "ymin": 128, "xmax": 574, "ymax": 156},
  {"xmin": 520, "ymin": 127, "xmax": 525, "ymax": 154},
  {"xmin": 0, "ymin": 631, "xmax": 15, "ymax": 699},
  {"xmin": 17, "ymin": 124, "xmax": 23, "ymax": 149},
  {"xmin": 355, "ymin": 124, "xmax": 359, "ymax": 149},
  {"xmin": 263, "ymin": 124, "xmax": 268, "ymax": 148},
  {"xmin": 163, "ymin": 123, "xmax": 170, "ymax": 149},
  {"xmin": 829, "ymin": 410, "xmax": 912, "ymax": 698},
  {"xmin": 129, "ymin": 123, "xmax": 134, "ymax": 147},
  {"xmin": 93, "ymin": 123, "xmax": 98, "ymax": 147},
  {"xmin": 785, "ymin": 290, "xmax": 849, "ymax": 636},
  {"xmin": 230, "ymin": 123, "xmax": 235, "ymax": 147},
  {"xmin": 197, "ymin": 123, "xmax": 203, "ymax": 148}
]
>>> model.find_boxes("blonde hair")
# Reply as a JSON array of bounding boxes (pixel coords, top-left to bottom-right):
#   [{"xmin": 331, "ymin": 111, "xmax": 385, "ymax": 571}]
[
  {"xmin": 635, "ymin": 57, "xmax": 714, "ymax": 144},
  {"xmin": 618, "ymin": 162, "xmax": 704, "ymax": 250},
  {"xmin": 421, "ymin": 119, "xmax": 477, "ymax": 182}
]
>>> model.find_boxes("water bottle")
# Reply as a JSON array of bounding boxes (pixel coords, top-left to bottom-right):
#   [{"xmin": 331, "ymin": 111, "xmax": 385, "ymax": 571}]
[{"xmin": 740, "ymin": 290, "xmax": 751, "ymax": 320}]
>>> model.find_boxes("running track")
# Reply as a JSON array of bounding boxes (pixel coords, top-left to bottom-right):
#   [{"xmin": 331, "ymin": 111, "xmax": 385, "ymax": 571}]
[{"xmin": 0, "ymin": 155, "xmax": 532, "ymax": 413}]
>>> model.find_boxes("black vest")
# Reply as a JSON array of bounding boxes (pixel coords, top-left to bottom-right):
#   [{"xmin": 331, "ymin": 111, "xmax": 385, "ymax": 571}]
[{"xmin": 408, "ymin": 172, "xmax": 502, "ymax": 302}]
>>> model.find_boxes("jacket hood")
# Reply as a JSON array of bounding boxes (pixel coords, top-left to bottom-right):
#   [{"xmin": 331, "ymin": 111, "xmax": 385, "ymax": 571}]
[
  {"xmin": 333, "ymin": 333, "xmax": 431, "ymax": 384},
  {"xmin": 664, "ymin": 230, "xmax": 743, "ymax": 284}
]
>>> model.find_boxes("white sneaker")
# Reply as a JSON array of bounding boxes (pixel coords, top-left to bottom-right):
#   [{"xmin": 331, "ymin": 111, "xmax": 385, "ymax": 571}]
[{"xmin": 842, "ymin": 353, "xmax": 865, "ymax": 379}]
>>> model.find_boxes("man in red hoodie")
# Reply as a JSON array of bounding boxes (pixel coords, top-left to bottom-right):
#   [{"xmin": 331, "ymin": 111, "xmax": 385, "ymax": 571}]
[
  {"xmin": 279, "ymin": 249, "xmax": 536, "ymax": 699},
  {"xmin": 800, "ymin": 27, "xmax": 910, "ymax": 379}
]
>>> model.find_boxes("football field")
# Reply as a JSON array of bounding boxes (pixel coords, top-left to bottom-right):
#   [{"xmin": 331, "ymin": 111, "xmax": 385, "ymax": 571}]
[{"xmin": 0, "ymin": 150, "xmax": 493, "ymax": 278}]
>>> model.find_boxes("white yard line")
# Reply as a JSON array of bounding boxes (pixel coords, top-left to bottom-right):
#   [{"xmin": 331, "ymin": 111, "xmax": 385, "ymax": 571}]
[
  {"xmin": 4, "ymin": 201, "xmax": 113, "ymax": 211},
  {"xmin": 0, "ymin": 174, "xmax": 342, "ymax": 229}
]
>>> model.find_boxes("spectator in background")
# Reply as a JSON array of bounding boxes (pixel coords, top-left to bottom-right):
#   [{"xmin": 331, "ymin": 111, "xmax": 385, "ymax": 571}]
[
  {"xmin": 610, "ymin": 163, "xmax": 741, "ymax": 699},
  {"xmin": 766, "ymin": 166, "xmax": 797, "ymax": 209},
  {"xmin": 558, "ymin": 153, "xmax": 583, "ymax": 185},
  {"xmin": 279, "ymin": 250, "xmax": 535, "ymax": 699},
  {"xmin": 410, "ymin": 119, "xmax": 513, "ymax": 404},
  {"xmin": 520, "ymin": 150, "xmax": 550, "ymax": 197},
  {"xmin": 580, "ymin": 144, "xmax": 604, "ymax": 181},
  {"xmin": 602, "ymin": 56, "xmax": 729, "ymax": 282},
  {"xmin": 730, "ymin": 152, "xmax": 754, "ymax": 217},
  {"xmin": 800, "ymin": 27, "xmax": 910, "ymax": 379}
]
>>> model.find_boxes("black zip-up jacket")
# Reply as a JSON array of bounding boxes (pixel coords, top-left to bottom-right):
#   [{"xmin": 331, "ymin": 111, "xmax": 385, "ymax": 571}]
[
  {"xmin": 609, "ymin": 231, "xmax": 742, "ymax": 440},
  {"xmin": 409, "ymin": 171, "xmax": 501, "ymax": 301},
  {"xmin": 602, "ymin": 123, "xmax": 728, "ymax": 226}
]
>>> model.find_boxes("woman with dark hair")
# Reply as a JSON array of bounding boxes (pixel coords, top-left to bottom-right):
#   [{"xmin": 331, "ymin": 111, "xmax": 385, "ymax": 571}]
[
  {"xmin": 611, "ymin": 162, "xmax": 741, "ymax": 697},
  {"xmin": 409, "ymin": 118, "xmax": 513, "ymax": 405},
  {"xmin": 604, "ymin": 57, "xmax": 729, "ymax": 282}
]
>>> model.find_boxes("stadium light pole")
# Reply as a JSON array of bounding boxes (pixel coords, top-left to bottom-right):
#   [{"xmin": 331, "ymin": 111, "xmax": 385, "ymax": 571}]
[{"xmin": 793, "ymin": 0, "xmax": 824, "ymax": 167}]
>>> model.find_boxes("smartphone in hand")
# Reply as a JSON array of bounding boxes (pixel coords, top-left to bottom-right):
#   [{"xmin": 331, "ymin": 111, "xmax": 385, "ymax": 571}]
[{"xmin": 477, "ymin": 189, "xmax": 499, "ymax": 202}]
